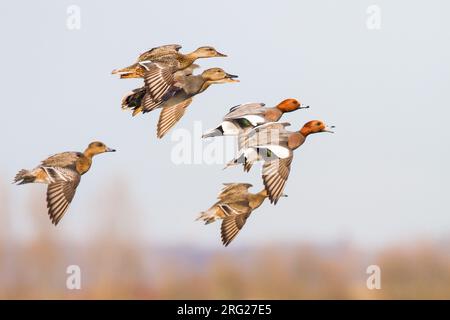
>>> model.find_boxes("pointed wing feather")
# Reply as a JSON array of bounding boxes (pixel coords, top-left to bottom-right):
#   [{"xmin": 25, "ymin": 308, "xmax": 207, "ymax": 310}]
[
  {"xmin": 46, "ymin": 173, "xmax": 81, "ymax": 225},
  {"xmin": 262, "ymin": 156, "xmax": 293, "ymax": 204},
  {"xmin": 142, "ymin": 61, "xmax": 177, "ymax": 102},
  {"xmin": 156, "ymin": 98, "xmax": 193, "ymax": 138},
  {"xmin": 220, "ymin": 202, "xmax": 252, "ymax": 246},
  {"xmin": 224, "ymin": 103, "xmax": 267, "ymax": 121},
  {"xmin": 218, "ymin": 183, "xmax": 253, "ymax": 201},
  {"xmin": 138, "ymin": 44, "xmax": 181, "ymax": 61},
  {"xmin": 240, "ymin": 122, "xmax": 291, "ymax": 150}
]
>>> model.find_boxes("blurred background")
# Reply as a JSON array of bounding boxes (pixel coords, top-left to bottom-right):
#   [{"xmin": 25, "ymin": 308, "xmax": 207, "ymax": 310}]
[{"xmin": 1, "ymin": 0, "xmax": 450, "ymax": 299}]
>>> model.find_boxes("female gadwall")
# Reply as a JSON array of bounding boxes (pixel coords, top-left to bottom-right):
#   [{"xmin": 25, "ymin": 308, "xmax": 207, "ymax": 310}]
[
  {"xmin": 113, "ymin": 45, "xmax": 226, "ymax": 104},
  {"xmin": 122, "ymin": 68, "xmax": 239, "ymax": 138}
]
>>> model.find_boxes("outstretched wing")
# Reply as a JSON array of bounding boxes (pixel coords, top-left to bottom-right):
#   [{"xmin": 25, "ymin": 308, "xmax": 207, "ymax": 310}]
[
  {"xmin": 262, "ymin": 155, "xmax": 293, "ymax": 204},
  {"xmin": 220, "ymin": 201, "xmax": 252, "ymax": 246},
  {"xmin": 218, "ymin": 183, "xmax": 253, "ymax": 201},
  {"xmin": 224, "ymin": 103, "xmax": 267, "ymax": 123},
  {"xmin": 138, "ymin": 44, "xmax": 182, "ymax": 61},
  {"xmin": 156, "ymin": 98, "xmax": 193, "ymax": 138},
  {"xmin": 46, "ymin": 171, "xmax": 81, "ymax": 225},
  {"xmin": 142, "ymin": 60, "xmax": 178, "ymax": 103},
  {"xmin": 240, "ymin": 122, "xmax": 291, "ymax": 150}
]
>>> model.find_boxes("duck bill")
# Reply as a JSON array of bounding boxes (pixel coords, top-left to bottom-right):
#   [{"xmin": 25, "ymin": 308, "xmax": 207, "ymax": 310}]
[
  {"xmin": 215, "ymin": 51, "xmax": 227, "ymax": 57},
  {"xmin": 322, "ymin": 125, "xmax": 335, "ymax": 133},
  {"xmin": 105, "ymin": 147, "xmax": 117, "ymax": 152},
  {"xmin": 222, "ymin": 73, "xmax": 239, "ymax": 83},
  {"xmin": 299, "ymin": 103, "xmax": 310, "ymax": 109}
]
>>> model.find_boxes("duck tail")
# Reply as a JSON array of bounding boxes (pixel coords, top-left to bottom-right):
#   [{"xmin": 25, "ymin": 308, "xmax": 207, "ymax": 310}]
[
  {"xmin": 202, "ymin": 127, "xmax": 223, "ymax": 139},
  {"xmin": 13, "ymin": 169, "xmax": 34, "ymax": 185},
  {"xmin": 223, "ymin": 153, "xmax": 246, "ymax": 170},
  {"xmin": 121, "ymin": 87, "xmax": 147, "ymax": 116},
  {"xmin": 196, "ymin": 210, "xmax": 216, "ymax": 225}
]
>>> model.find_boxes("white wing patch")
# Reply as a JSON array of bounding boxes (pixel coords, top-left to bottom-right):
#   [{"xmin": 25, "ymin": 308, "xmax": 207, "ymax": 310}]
[
  {"xmin": 242, "ymin": 115, "xmax": 266, "ymax": 126},
  {"xmin": 221, "ymin": 121, "xmax": 241, "ymax": 135},
  {"xmin": 257, "ymin": 145, "xmax": 291, "ymax": 159}
]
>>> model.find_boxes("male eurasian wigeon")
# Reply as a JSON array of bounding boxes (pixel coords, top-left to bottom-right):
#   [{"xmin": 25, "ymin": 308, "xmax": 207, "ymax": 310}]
[
  {"xmin": 122, "ymin": 68, "xmax": 239, "ymax": 138},
  {"xmin": 202, "ymin": 99, "xmax": 309, "ymax": 138},
  {"xmin": 197, "ymin": 183, "xmax": 284, "ymax": 246},
  {"xmin": 226, "ymin": 121, "xmax": 334, "ymax": 204},
  {"xmin": 14, "ymin": 142, "xmax": 116, "ymax": 225}
]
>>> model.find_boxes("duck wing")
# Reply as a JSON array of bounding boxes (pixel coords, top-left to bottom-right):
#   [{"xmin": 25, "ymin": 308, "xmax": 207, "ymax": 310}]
[
  {"xmin": 41, "ymin": 152, "xmax": 83, "ymax": 169},
  {"xmin": 156, "ymin": 97, "xmax": 193, "ymax": 138},
  {"xmin": 262, "ymin": 155, "xmax": 293, "ymax": 204},
  {"xmin": 223, "ymin": 103, "xmax": 267, "ymax": 127},
  {"xmin": 220, "ymin": 201, "xmax": 252, "ymax": 246},
  {"xmin": 239, "ymin": 122, "xmax": 291, "ymax": 151},
  {"xmin": 46, "ymin": 170, "xmax": 81, "ymax": 225},
  {"xmin": 138, "ymin": 44, "xmax": 182, "ymax": 61},
  {"xmin": 218, "ymin": 183, "xmax": 253, "ymax": 201},
  {"xmin": 141, "ymin": 59, "xmax": 179, "ymax": 103}
]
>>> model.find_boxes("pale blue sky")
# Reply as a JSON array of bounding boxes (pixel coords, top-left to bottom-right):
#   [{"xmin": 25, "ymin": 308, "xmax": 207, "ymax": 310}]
[{"xmin": 1, "ymin": 0, "xmax": 449, "ymax": 248}]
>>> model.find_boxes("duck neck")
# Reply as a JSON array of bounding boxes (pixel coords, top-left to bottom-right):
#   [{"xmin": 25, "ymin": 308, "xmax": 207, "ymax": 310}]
[
  {"xmin": 288, "ymin": 132, "xmax": 306, "ymax": 150},
  {"xmin": 83, "ymin": 148, "xmax": 98, "ymax": 160},
  {"xmin": 249, "ymin": 190, "xmax": 268, "ymax": 209},
  {"xmin": 299, "ymin": 127, "xmax": 312, "ymax": 138},
  {"xmin": 265, "ymin": 107, "xmax": 283, "ymax": 122},
  {"xmin": 198, "ymin": 79, "xmax": 213, "ymax": 93},
  {"xmin": 76, "ymin": 150, "xmax": 94, "ymax": 175},
  {"xmin": 184, "ymin": 52, "xmax": 200, "ymax": 65}
]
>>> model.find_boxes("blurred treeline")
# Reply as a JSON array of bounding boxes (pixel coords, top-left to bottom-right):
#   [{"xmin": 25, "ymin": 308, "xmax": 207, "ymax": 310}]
[{"xmin": 1, "ymin": 178, "xmax": 450, "ymax": 299}]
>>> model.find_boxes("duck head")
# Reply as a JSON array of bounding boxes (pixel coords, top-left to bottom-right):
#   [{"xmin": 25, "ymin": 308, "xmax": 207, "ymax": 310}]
[
  {"xmin": 84, "ymin": 141, "xmax": 116, "ymax": 157},
  {"xmin": 276, "ymin": 99, "xmax": 309, "ymax": 113},
  {"xmin": 201, "ymin": 68, "xmax": 239, "ymax": 83},
  {"xmin": 192, "ymin": 46, "xmax": 227, "ymax": 58},
  {"xmin": 300, "ymin": 120, "xmax": 335, "ymax": 137}
]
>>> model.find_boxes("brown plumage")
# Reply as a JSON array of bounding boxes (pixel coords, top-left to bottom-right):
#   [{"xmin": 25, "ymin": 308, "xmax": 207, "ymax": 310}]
[
  {"xmin": 111, "ymin": 44, "xmax": 182, "ymax": 78},
  {"xmin": 122, "ymin": 68, "xmax": 239, "ymax": 139},
  {"xmin": 114, "ymin": 45, "xmax": 226, "ymax": 114},
  {"xmin": 14, "ymin": 142, "xmax": 116, "ymax": 225},
  {"xmin": 197, "ymin": 183, "xmax": 273, "ymax": 246}
]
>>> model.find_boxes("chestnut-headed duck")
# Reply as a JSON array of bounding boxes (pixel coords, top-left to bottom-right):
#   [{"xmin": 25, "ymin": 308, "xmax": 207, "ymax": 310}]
[
  {"xmin": 122, "ymin": 68, "xmax": 239, "ymax": 138},
  {"xmin": 14, "ymin": 142, "xmax": 116, "ymax": 225},
  {"xmin": 226, "ymin": 121, "xmax": 334, "ymax": 204},
  {"xmin": 197, "ymin": 183, "xmax": 284, "ymax": 246},
  {"xmin": 202, "ymin": 99, "xmax": 309, "ymax": 138}
]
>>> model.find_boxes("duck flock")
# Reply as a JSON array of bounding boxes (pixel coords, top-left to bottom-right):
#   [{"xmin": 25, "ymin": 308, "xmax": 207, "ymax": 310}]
[{"xmin": 14, "ymin": 44, "xmax": 334, "ymax": 246}]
